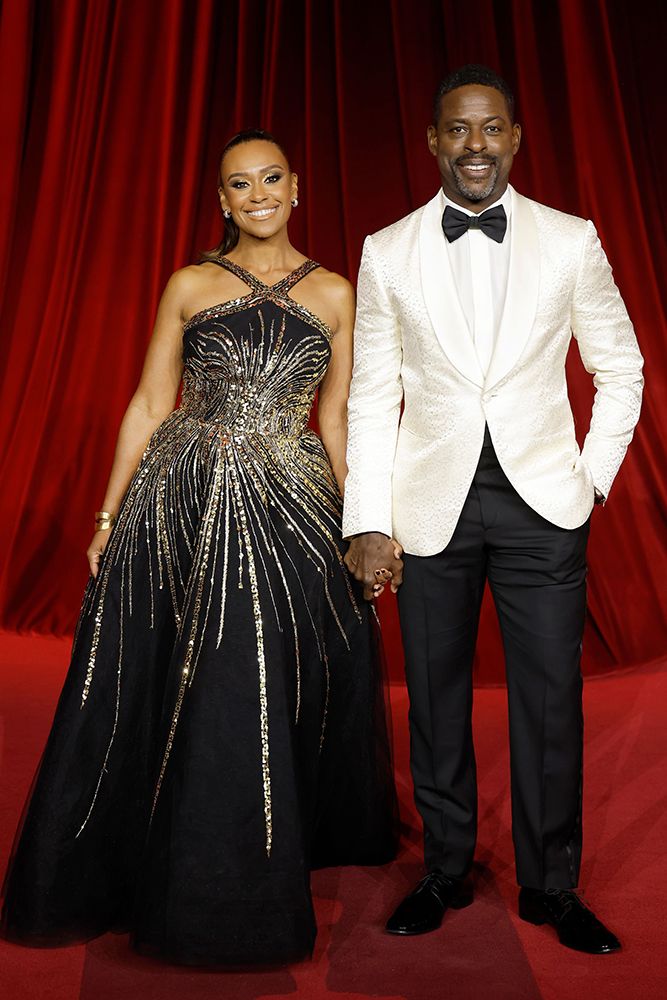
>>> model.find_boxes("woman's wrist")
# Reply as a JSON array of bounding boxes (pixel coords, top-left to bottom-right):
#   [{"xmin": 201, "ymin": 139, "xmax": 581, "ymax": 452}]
[{"xmin": 94, "ymin": 509, "xmax": 117, "ymax": 531}]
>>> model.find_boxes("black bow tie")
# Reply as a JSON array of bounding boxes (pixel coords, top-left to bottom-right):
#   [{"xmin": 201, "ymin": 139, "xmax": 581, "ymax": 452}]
[{"xmin": 442, "ymin": 204, "xmax": 507, "ymax": 244}]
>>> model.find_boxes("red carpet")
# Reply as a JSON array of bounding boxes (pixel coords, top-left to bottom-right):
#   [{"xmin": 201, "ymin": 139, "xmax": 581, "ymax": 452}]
[{"xmin": 1, "ymin": 631, "xmax": 666, "ymax": 1000}]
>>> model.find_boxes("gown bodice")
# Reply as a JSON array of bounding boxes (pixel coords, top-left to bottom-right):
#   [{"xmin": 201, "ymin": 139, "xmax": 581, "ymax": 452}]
[{"xmin": 180, "ymin": 257, "xmax": 332, "ymax": 440}]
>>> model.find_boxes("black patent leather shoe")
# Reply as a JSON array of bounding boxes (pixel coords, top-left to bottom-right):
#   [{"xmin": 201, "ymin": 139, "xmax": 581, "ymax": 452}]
[
  {"xmin": 385, "ymin": 872, "xmax": 473, "ymax": 935},
  {"xmin": 519, "ymin": 888, "xmax": 621, "ymax": 954}
]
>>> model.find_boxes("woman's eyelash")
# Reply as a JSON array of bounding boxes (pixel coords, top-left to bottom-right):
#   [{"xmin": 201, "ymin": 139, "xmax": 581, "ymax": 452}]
[{"xmin": 230, "ymin": 173, "xmax": 283, "ymax": 189}]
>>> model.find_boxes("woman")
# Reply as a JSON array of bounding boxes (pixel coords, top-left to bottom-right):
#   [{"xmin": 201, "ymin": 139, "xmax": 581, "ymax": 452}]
[{"xmin": 1, "ymin": 129, "xmax": 397, "ymax": 965}]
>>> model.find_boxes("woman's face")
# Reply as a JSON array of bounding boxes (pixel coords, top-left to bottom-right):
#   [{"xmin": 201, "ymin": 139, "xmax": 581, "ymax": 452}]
[{"xmin": 218, "ymin": 140, "xmax": 297, "ymax": 240}]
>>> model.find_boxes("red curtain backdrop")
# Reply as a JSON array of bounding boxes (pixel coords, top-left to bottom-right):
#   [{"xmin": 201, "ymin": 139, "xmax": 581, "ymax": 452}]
[{"xmin": 1, "ymin": 0, "xmax": 665, "ymax": 683}]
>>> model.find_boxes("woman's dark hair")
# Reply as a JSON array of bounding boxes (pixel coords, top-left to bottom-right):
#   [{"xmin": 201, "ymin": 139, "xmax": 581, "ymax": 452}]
[{"xmin": 199, "ymin": 128, "xmax": 289, "ymax": 262}]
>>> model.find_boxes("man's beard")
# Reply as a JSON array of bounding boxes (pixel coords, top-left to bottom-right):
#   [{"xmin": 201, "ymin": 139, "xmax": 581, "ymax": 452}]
[{"xmin": 450, "ymin": 158, "xmax": 499, "ymax": 202}]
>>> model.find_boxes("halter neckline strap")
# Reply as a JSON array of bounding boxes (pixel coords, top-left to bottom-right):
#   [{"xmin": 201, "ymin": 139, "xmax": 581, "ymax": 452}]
[{"xmin": 213, "ymin": 256, "xmax": 321, "ymax": 293}]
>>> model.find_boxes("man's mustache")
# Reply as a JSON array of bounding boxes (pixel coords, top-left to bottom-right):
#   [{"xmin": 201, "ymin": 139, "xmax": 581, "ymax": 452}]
[{"xmin": 454, "ymin": 156, "xmax": 497, "ymax": 166}]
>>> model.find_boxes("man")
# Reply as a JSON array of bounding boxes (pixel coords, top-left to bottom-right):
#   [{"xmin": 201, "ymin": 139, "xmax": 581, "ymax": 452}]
[{"xmin": 343, "ymin": 64, "xmax": 643, "ymax": 954}]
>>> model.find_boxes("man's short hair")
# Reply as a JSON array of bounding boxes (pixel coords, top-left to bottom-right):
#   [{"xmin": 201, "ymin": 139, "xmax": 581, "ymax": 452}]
[{"xmin": 433, "ymin": 64, "xmax": 515, "ymax": 125}]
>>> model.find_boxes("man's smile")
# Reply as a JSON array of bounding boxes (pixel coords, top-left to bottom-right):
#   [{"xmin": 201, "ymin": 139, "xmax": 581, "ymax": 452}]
[{"xmin": 455, "ymin": 158, "xmax": 496, "ymax": 178}]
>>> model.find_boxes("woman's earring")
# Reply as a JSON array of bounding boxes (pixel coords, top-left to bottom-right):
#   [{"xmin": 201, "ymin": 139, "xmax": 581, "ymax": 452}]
[
  {"xmin": 291, "ymin": 198, "xmax": 299, "ymax": 207},
  {"xmin": 223, "ymin": 209, "xmax": 232, "ymax": 219}
]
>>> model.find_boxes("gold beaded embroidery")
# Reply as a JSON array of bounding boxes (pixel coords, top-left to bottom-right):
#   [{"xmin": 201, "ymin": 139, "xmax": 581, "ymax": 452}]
[{"xmin": 76, "ymin": 258, "xmax": 360, "ymax": 856}]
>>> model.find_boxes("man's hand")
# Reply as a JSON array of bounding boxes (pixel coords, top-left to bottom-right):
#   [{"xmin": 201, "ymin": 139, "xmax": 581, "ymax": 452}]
[{"xmin": 344, "ymin": 532, "xmax": 404, "ymax": 600}]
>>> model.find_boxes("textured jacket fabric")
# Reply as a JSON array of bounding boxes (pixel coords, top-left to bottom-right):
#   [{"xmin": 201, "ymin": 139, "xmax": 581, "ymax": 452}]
[{"xmin": 343, "ymin": 186, "xmax": 644, "ymax": 557}]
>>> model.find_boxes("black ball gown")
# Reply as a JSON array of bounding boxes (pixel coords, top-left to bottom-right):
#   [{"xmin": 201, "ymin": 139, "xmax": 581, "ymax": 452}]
[{"xmin": 1, "ymin": 258, "xmax": 397, "ymax": 965}]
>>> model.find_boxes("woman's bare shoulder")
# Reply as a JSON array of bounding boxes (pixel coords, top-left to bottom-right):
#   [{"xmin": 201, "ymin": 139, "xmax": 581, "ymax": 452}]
[
  {"xmin": 310, "ymin": 265, "xmax": 355, "ymax": 306},
  {"xmin": 163, "ymin": 263, "xmax": 213, "ymax": 297},
  {"xmin": 300, "ymin": 265, "xmax": 354, "ymax": 335},
  {"xmin": 160, "ymin": 262, "xmax": 231, "ymax": 319}
]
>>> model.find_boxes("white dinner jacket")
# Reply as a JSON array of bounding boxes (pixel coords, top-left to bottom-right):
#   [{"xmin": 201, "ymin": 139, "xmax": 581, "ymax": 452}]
[{"xmin": 343, "ymin": 186, "xmax": 644, "ymax": 557}]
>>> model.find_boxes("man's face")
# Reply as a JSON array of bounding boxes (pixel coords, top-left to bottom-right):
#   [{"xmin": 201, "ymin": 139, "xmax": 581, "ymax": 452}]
[{"xmin": 427, "ymin": 84, "xmax": 521, "ymax": 212}]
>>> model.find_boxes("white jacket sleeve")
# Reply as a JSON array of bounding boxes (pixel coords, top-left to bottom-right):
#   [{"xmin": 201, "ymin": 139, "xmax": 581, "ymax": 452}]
[
  {"xmin": 342, "ymin": 236, "xmax": 403, "ymax": 538},
  {"xmin": 572, "ymin": 220, "xmax": 644, "ymax": 499}
]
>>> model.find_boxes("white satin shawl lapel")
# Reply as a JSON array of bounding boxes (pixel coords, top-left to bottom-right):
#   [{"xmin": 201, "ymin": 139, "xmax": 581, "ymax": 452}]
[
  {"xmin": 485, "ymin": 189, "xmax": 540, "ymax": 389},
  {"xmin": 418, "ymin": 191, "xmax": 484, "ymax": 388}
]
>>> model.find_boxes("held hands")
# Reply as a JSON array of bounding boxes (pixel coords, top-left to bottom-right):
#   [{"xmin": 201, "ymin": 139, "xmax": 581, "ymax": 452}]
[{"xmin": 344, "ymin": 532, "xmax": 404, "ymax": 601}]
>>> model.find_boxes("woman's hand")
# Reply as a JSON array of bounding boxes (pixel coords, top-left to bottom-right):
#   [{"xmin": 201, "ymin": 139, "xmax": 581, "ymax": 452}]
[
  {"xmin": 372, "ymin": 539, "xmax": 404, "ymax": 597},
  {"xmin": 87, "ymin": 529, "xmax": 112, "ymax": 578}
]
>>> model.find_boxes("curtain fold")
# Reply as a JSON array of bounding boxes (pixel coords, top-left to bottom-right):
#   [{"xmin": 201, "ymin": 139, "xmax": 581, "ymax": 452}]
[{"xmin": 1, "ymin": 0, "xmax": 664, "ymax": 682}]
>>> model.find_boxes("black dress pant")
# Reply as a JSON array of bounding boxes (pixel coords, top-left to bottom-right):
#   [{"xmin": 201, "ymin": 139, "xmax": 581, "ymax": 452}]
[{"xmin": 397, "ymin": 431, "xmax": 590, "ymax": 889}]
